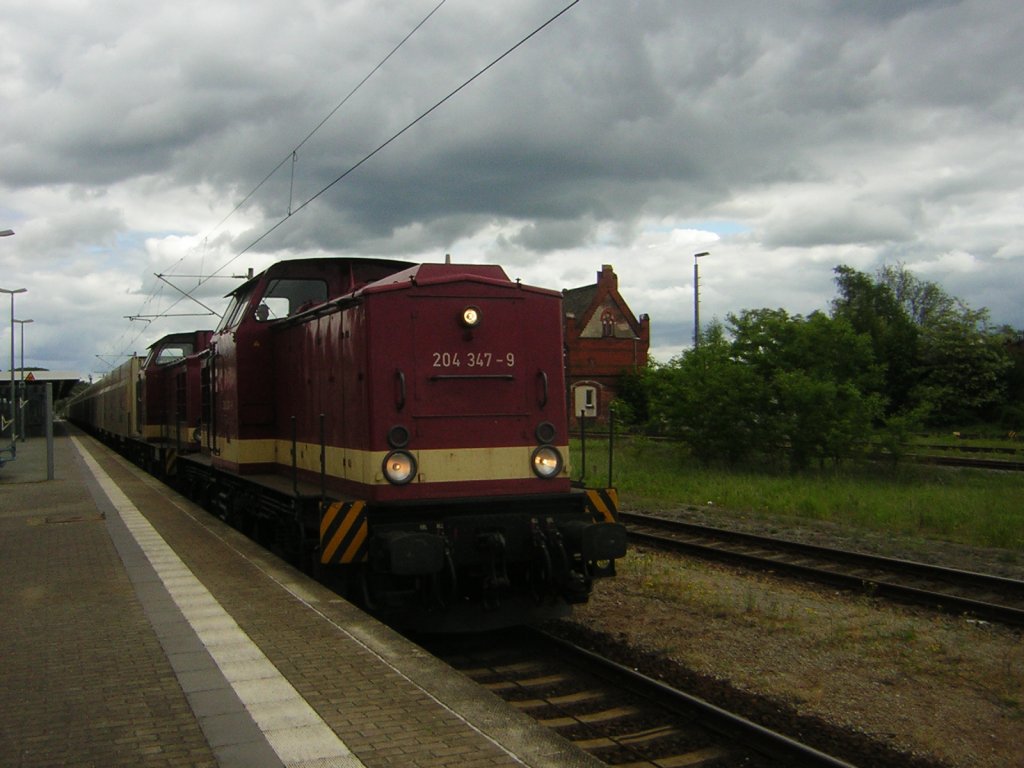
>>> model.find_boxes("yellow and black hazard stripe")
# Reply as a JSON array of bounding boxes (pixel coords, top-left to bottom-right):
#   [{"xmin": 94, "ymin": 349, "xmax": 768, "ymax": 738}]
[
  {"xmin": 165, "ymin": 447, "xmax": 177, "ymax": 476},
  {"xmin": 319, "ymin": 501, "xmax": 369, "ymax": 565},
  {"xmin": 584, "ymin": 488, "xmax": 620, "ymax": 523}
]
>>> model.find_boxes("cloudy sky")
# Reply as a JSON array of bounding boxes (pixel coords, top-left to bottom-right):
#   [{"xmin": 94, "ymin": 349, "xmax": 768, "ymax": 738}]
[{"xmin": 2, "ymin": 0, "xmax": 1022, "ymax": 377}]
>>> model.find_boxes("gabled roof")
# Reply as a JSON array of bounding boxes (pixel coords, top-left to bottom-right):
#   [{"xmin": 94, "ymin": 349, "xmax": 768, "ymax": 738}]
[
  {"xmin": 562, "ymin": 265, "xmax": 646, "ymax": 335},
  {"xmin": 562, "ymin": 283, "xmax": 599, "ymax": 322}
]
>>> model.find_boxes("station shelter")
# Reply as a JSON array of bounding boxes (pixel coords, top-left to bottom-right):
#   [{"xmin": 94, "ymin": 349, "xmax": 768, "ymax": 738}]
[{"xmin": 0, "ymin": 369, "xmax": 80, "ymax": 439}]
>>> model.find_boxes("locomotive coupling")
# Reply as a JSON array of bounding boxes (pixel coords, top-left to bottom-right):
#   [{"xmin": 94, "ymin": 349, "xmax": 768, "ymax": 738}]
[
  {"xmin": 374, "ymin": 531, "xmax": 445, "ymax": 576},
  {"xmin": 559, "ymin": 519, "xmax": 628, "ymax": 562}
]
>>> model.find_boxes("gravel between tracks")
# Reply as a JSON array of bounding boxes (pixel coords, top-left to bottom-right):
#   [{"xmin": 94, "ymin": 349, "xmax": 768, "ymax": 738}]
[{"xmin": 549, "ymin": 504, "xmax": 1024, "ymax": 768}]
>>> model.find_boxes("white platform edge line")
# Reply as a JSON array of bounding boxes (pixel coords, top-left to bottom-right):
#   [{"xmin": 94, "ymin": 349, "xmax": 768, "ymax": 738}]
[{"xmin": 70, "ymin": 437, "xmax": 365, "ymax": 768}]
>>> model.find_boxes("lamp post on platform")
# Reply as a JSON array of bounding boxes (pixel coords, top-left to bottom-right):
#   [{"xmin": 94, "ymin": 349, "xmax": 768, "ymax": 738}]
[
  {"xmin": 2, "ymin": 286, "xmax": 27, "ymax": 452},
  {"xmin": 693, "ymin": 251, "xmax": 709, "ymax": 349},
  {"xmin": 14, "ymin": 318, "xmax": 33, "ymax": 441},
  {"xmin": 1, "ymin": 229, "xmax": 19, "ymax": 458}
]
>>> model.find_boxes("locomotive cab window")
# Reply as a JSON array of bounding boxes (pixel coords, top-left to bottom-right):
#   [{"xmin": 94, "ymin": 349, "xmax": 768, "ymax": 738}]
[
  {"xmin": 148, "ymin": 343, "xmax": 192, "ymax": 367},
  {"xmin": 256, "ymin": 278, "xmax": 328, "ymax": 321},
  {"xmin": 217, "ymin": 291, "xmax": 251, "ymax": 332}
]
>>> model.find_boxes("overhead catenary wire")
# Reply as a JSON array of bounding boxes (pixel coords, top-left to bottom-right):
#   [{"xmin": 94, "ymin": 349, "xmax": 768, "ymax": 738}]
[
  {"xmin": 207, "ymin": 0, "xmax": 450, "ymax": 236},
  {"xmin": 106, "ymin": 0, "xmax": 581, "ymax": 368},
  {"xmin": 104, "ymin": 2, "xmax": 450, "ymax": 370},
  {"xmin": 201, "ymin": 0, "xmax": 582, "ymax": 285}
]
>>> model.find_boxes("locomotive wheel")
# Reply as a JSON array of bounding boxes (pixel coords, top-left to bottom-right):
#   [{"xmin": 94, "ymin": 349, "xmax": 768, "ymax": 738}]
[
  {"xmin": 528, "ymin": 542, "xmax": 554, "ymax": 605},
  {"xmin": 225, "ymin": 495, "xmax": 243, "ymax": 531},
  {"xmin": 194, "ymin": 481, "xmax": 211, "ymax": 511},
  {"xmin": 357, "ymin": 568, "xmax": 380, "ymax": 612},
  {"xmin": 298, "ymin": 521, "xmax": 323, "ymax": 576},
  {"xmin": 255, "ymin": 516, "xmax": 278, "ymax": 552},
  {"xmin": 317, "ymin": 565, "xmax": 351, "ymax": 598},
  {"xmin": 423, "ymin": 550, "xmax": 458, "ymax": 609},
  {"xmin": 278, "ymin": 517, "xmax": 305, "ymax": 567},
  {"xmin": 223, "ymin": 489, "xmax": 251, "ymax": 534}
]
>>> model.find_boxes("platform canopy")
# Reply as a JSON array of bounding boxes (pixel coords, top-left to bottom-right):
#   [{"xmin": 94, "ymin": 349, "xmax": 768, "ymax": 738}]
[{"xmin": 0, "ymin": 370, "xmax": 81, "ymax": 399}]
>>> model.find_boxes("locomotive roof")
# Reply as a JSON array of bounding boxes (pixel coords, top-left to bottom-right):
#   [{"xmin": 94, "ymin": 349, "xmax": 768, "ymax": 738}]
[
  {"xmin": 145, "ymin": 330, "xmax": 214, "ymax": 350},
  {"xmin": 358, "ymin": 262, "xmax": 561, "ymax": 298},
  {"xmin": 227, "ymin": 257, "xmax": 561, "ymax": 304},
  {"xmin": 224, "ymin": 257, "xmax": 416, "ymax": 298}
]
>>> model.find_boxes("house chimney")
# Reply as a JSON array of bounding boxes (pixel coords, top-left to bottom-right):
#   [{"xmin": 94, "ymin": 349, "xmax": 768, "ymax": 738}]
[{"xmin": 598, "ymin": 264, "xmax": 617, "ymax": 289}]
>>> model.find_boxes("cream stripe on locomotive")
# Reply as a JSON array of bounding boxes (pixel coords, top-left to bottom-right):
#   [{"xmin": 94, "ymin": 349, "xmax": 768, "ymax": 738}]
[
  {"xmin": 213, "ymin": 437, "xmax": 571, "ymax": 484},
  {"xmin": 142, "ymin": 424, "xmax": 177, "ymax": 440}
]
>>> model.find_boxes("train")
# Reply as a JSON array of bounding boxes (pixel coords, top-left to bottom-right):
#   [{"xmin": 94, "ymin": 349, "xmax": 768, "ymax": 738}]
[{"xmin": 68, "ymin": 257, "xmax": 627, "ymax": 631}]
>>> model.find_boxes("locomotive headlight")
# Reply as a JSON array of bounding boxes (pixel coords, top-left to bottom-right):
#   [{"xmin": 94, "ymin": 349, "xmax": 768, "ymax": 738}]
[
  {"xmin": 460, "ymin": 306, "xmax": 481, "ymax": 328},
  {"xmin": 531, "ymin": 445, "xmax": 563, "ymax": 479},
  {"xmin": 383, "ymin": 450, "xmax": 417, "ymax": 485}
]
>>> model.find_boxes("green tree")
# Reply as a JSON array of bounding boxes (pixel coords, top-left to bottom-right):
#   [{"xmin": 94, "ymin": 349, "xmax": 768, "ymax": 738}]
[
  {"xmin": 613, "ymin": 362, "xmax": 653, "ymax": 429},
  {"xmin": 853, "ymin": 263, "xmax": 1012, "ymax": 426},
  {"xmin": 649, "ymin": 323, "xmax": 764, "ymax": 465},
  {"xmin": 637, "ymin": 263, "xmax": 1015, "ymax": 469},
  {"xmin": 914, "ymin": 306, "xmax": 1011, "ymax": 425},
  {"xmin": 998, "ymin": 329, "xmax": 1024, "ymax": 429},
  {"xmin": 729, "ymin": 309, "xmax": 883, "ymax": 468},
  {"xmin": 831, "ymin": 265, "xmax": 919, "ymax": 414},
  {"xmin": 877, "ymin": 263, "xmax": 957, "ymax": 328}
]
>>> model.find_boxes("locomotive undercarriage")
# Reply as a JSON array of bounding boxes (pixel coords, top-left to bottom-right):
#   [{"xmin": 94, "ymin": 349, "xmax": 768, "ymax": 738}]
[
  {"xmin": 84, "ymin": 433, "xmax": 624, "ymax": 631},
  {"xmin": 177, "ymin": 457, "xmax": 625, "ymax": 629},
  {"xmin": 176, "ymin": 458, "xmax": 317, "ymax": 567},
  {"xmin": 349, "ymin": 504, "xmax": 626, "ymax": 631}
]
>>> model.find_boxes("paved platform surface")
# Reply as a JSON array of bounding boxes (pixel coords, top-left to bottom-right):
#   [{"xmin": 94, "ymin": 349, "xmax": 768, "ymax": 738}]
[{"xmin": 0, "ymin": 426, "xmax": 601, "ymax": 768}]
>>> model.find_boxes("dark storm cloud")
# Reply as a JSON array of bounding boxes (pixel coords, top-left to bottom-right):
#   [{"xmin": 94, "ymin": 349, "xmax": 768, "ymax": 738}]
[{"xmin": 2, "ymin": 0, "xmax": 1023, "ymax": 372}]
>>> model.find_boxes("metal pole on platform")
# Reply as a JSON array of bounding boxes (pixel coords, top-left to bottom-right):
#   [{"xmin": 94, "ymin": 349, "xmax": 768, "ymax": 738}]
[
  {"xmin": 14, "ymin": 318, "xmax": 32, "ymax": 441},
  {"xmin": 45, "ymin": 382, "xmax": 54, "ymax": 480},
  {"xmin": 1, "ymin": 286, "xmax": 27, "ymax": 455}
]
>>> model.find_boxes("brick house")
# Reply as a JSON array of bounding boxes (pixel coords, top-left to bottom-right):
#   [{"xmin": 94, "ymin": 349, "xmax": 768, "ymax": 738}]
[{"xmin": 562, "ymin": 265, "xmax": 649, "ymax": 423}]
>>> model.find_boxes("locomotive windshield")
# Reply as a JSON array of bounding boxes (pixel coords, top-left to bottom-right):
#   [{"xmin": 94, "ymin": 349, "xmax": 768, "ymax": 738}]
[
  {"xmin": 215, "ymin": 277, "xmax": 329, "ymax": 330},
  {"xmin": 217, "ymin": 290, "xmax": 251, "ymax": 332},
  {"xmin": 256, "ymin": 278, "xmax": 329, "ymax": 321}
]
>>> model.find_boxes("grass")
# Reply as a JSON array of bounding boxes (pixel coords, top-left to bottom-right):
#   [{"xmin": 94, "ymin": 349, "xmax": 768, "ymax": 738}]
[{"xmin": 570, "ymin": 436, "xmax": 1024, "ymax": 553}]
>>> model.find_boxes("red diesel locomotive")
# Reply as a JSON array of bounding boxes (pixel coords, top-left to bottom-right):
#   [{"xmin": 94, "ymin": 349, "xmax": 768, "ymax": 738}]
[{"xmin": 70, "ymin": 257, "xmax": 626, "ymax": 630}]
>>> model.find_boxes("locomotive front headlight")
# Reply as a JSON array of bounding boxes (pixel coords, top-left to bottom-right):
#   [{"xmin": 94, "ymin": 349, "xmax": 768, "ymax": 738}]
[
  {"xmin": 460, "ymin": 306, "xmax": 481, "ymax": 328},
  {"xmin": 531, "ymin": 445, "xmax": 563, "ymax": 479},
  {"xmin": 383, "ymin": 450, "xmax": 417, "ymax": 485}
]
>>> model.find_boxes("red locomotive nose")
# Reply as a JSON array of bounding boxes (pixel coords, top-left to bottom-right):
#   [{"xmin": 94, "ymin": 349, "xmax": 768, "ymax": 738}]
[{"xmin": 67, "ymin": 257, "xmax": 625, "ymax": 631}]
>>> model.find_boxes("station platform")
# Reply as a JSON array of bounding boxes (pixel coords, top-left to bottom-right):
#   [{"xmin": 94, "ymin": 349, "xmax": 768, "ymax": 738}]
[{"xmin": 0, "ymin": 426, "xmax": 601, "ymax": 768}]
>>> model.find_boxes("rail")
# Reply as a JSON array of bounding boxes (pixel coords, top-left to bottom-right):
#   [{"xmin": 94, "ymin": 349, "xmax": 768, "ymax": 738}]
[
  {"xmin": 620, "ymin": 511, "xmax": 1024, "ymax": 626},
  {"xmin": 423, "ymin": 627, "xmax": 861, "ymax": 767}
]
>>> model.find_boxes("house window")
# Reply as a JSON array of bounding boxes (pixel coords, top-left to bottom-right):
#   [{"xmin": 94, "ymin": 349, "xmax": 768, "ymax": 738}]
[{"xmin": 601, "ymin": 310, "xmax": 615, "ymax": 337}]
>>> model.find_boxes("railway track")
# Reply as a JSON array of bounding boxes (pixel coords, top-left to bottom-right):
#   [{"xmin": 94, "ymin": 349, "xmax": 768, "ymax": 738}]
[
  {"xmin": 619, "ymin": 512, "xmax": 1024, "ymax": 626},
  {"xmin": 422, "ymin": 627, "xmax": 858, "ymax": 768},
  {"xmin": 905, "ymin": 453, "xmax": 1024, "ymax": 471}
]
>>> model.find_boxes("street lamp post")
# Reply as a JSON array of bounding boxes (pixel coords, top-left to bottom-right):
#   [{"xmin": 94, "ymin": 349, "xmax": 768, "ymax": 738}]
[
  {"xmin": 1, "ymin": 287, "xmax": 28, "ymax": 453},
  {"xmin": 693, "ymin": 251, "xmax": 710, "ymax": 349},
  {"xmin": 14, "ymin": 318, "xmax": 33, "ymax": 441},
  {"xmin": 1, "ymin": 230, "xmax": 20, "ymax": 459}
]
